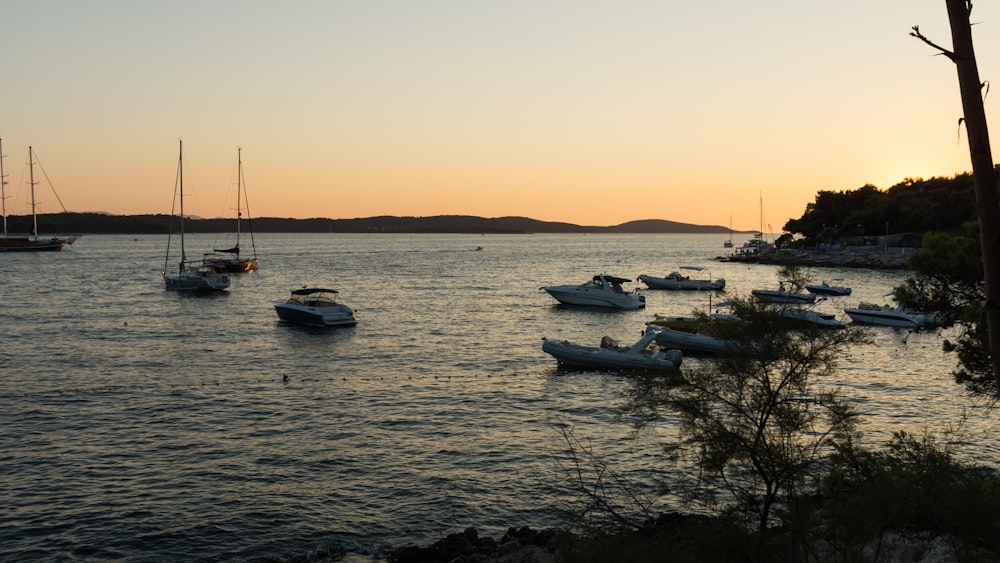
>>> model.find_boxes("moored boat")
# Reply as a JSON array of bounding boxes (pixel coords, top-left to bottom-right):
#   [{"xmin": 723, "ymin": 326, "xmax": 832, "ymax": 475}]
[
  {"xmin": 0, "ymin": 141, "xmax": 79, "ymax": 252},
  {"xmin": 638, "ymin": 266, "xmax": 725, "ymax": 291},
  {"xmin": 163, "ymin": 140, "xmax": 230, "ymax": 292},
  {"xmin": 648, "ymin": 311, "xmax": 741, "ymax": 333},
  {"xmin": 201, "ymin": 147, "xmax": 258, "ymax": 273},
  {"xmin": 651, "ymin": 325, "xmax": 752, "ymax": 356},
  {"xmin": 773, "ymin": 305, "xmax": 845, "ymax": 328},
  {"xmin": 541, "ymin": 327, "xmax": 681, "ymax": 371},
  {"xmin": 805, "ymin": 280, "xmax": 852, "ymax": 296},
  {"xmin": 542, "ymin": 274, "xmax": 646, "ymax": 310},
  {"xmin": 751, "ymin": 285, "xmax": 816, "ymax": 304},
  {"xmin": 843, "ymin": 302, "xmax": 938, "ymax": 328},
  {"xmin": 275, "ymin": 288, "xmax": 357, "ymax": 327}
]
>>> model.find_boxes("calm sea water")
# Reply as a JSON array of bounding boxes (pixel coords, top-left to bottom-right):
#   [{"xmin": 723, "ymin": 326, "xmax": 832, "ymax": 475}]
[{"xmin": 0, "ymin": 233, "xmax": 994, "ymax": 561}]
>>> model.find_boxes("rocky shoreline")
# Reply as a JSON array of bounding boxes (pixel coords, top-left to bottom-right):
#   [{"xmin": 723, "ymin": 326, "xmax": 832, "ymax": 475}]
[
  {"xmin": 388, "ymin": 526, "xmax": 562, "ymax": 563},
  {"xmin": 716, "ymin": 245, "xmax": 916, "ymax": 270}
]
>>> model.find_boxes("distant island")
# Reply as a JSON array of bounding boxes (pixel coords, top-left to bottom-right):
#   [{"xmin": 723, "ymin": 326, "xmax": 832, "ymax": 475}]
[{"xmin": 13, "ymin": 213, "xmax": 745, "ymax": 235}]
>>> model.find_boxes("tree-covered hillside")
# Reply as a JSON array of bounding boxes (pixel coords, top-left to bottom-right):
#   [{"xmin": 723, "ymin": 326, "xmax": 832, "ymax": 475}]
[{"xmin": 782, "ymin": 170, "xmax": 989, "ymax": 243}]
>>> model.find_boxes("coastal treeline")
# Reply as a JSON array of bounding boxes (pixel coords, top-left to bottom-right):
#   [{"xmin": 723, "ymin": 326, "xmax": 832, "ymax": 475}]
[{"xmin": 782, "ymin": 169, "xmax": 991, "ymax": 243}]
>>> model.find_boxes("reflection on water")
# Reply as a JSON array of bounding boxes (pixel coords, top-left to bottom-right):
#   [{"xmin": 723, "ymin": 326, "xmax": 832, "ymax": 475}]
[{"xmin": 0, "ymin": 233, "xmax": 992, "ymax": 560}]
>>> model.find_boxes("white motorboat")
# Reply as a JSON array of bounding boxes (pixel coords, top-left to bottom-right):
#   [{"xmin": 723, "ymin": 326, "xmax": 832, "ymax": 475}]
[
  {"xmin": 638, "ymin": 266, "xmax": 725, "ymax": 291},
  {"xmin": 275, "ymin": 288, "xmax": 357, "ymax": 327},
  {"xmin": 843, "ymin": 302, "xmax": 938, "ymax": 328},
  {"xmin": 805, "ymin": 280, "xmax": 852, "ymax": 296},
  {"xmin": 647, "ymin": 311, "xmax": 741, "ymax": 333},
  {"xmin": 542, "ymin": 274, "xmax": 646, "ymax": 310},
  {"xmin": 773, "ymin": 306, "xmax": 845, "ymax": 329},
  {"xmin": 541, "ymin": 327, "xmax": 682, "ymax": 371},
  {"xmin": 651, "ymin": 325, "xmax": 752, "ymax": 356},
  {"xmin": 751, "ymin": 285, "xmax": 816, "ymax": 304},
  {"xmin": 163, "ymin": 140, "xmax": 230, "ymax": 292}
]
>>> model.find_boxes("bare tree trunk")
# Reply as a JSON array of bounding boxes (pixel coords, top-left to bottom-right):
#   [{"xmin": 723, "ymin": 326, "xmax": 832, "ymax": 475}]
[{"xmin": 922, "ymin": 1, "xmax": 1000, "ymax": 393}]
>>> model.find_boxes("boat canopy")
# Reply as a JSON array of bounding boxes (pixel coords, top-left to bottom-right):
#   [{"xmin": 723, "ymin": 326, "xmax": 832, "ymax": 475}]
[
  {"xmin": 594, "ymin": 275, "xmax": 632, "ymax": 284},
  {"xmin": 291, "ymin": 288, "xmax": 339, "ymax": 295}
]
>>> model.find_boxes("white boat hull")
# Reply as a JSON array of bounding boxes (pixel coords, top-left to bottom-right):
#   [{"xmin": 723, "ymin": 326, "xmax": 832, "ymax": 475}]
[
  {"xmin": 752, "ymin": 289, "xmax": 816, "ymax": 304},
  {"xmin": 638, "ymin": 274, "xmax": 725, "ymax": 291},
  {"xmin": 274, "ymin": 302, "xmax": 356, "ymax": 327},
  {"xmin": 164, "ymin": 268, "xmax": 230, "ymax": 292},
  {"xmin": 805, "ymin": 284, "xmax": 851, "ymax": 296},
  {"xmin": 543, "ymin": 287, "xmax": 645, "ymax": 310},
  {"xmin": 652, "ymin": 326, "xmax": 748, "ymax": 356},
  {"xmin": 843, "ymin": 304, "xmax": 936, "ymax": 328}
]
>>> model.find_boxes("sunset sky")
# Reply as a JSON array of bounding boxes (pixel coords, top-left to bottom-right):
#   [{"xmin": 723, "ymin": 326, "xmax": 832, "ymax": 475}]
[{"xmin": 2, "ymin": 1, "xmax": 997, "ymax": 231}]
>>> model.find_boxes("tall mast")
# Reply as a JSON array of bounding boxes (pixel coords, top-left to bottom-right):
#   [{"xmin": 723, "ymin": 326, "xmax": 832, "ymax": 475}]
[
  {"xmin": 236, "ymin": 146, "xmax": 242, "ymax": 255},
  {"xmin": 178, "ymin": 139, "xmax": 186, "ymax": 272},
  {"xmin": 29, "ymin": 146, "xmax": 38, "ymax": 239},
  {"xmin": 0, "ymin": 138, "xmax": 7, "ymax": 236}
]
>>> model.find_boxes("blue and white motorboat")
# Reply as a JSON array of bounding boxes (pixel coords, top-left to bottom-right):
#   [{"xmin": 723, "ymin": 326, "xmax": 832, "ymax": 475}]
[{"xmin": 275, "ymin": 288, "xmax": 357, "ymax": 327}]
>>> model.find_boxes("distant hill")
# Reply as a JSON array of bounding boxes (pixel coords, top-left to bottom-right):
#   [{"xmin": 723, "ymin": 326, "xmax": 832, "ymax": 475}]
[{"xmin": 10, "ymin": 212, "xmax": 741, "ymax": 235}]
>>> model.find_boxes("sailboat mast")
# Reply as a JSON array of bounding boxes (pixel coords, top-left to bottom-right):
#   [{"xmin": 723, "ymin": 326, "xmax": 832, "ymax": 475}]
[
  {"xmin": 29, "ymin": 146, "xmax": 38, "ymax": 239},
  {"xmin": 0, "ymin": 138, "xmax": 7, "ymax": 237},
  {"xmin": 236, "ymin": 147, "xmax": 242, "ymax": 257},
  {"xmin": 178, "ymin": 140, "xmax": 186, "ymax": 272}
]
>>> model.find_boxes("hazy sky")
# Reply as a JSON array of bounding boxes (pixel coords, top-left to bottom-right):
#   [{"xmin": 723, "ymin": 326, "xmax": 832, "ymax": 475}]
[{"xmin": 2, "ymin": 1, "xmax": 997, "ymax": 230}]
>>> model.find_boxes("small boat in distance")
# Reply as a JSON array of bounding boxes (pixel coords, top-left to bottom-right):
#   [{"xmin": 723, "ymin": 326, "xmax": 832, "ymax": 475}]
[
  {"xmin": 274, "ymin": 288, "xmax": 357, "ymax": 327},
  {"xmin": 542, "ymin": 274, "xmax": 646, "ymax": 310},
  {"xmin": 805, "ymin": 280, "xmax": 852, "ymax": 296},
  {"xmin": 202, "ymin": 147, "xmax": 258, "ymax": 273},
  {"xmin": 541, "ymin": 326, "xmax": 682, "ymax": 371},
  {"xmin": 638, "ymin": 266, "xmax": 725, "ymax": 291},
  {"xmin": 163, "ymin": 140, "xmax": 231, "ymax": 292},
  {"xmin": 0, "ymin": 141, "xmax": 79, "ymax": 252}
]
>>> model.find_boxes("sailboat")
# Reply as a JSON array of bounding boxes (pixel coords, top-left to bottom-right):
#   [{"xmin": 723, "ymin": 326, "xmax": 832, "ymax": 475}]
[
  {"xmin": 723, "ymin": 215, "xmax": 734, "ymax": 248},
  {"xmin": 202, "ymin": 147, "xmax": 258, "ymax": 273},
  {"xmin": 0, "ymin": 141, "xmax": 79, "ymax": 252},
  {"xmin": 163, "ymin": 140, "xmax": 231, "ymax": 292}
]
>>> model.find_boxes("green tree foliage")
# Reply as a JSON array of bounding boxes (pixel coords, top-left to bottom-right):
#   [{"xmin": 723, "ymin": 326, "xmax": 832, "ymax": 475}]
[
  {"xmin": 783, "ymin": 173, "xmax": 982, "ymax": 242},
  {"xmin": 894, "ymin": 222, "xmax": 993, "ymax": 394},
  {"xmin": 813, "ymin": 432, "xmax": 1000, "ymax": 560},
  {"xmin": 621, "ymin": 298, "xmax": 870, "ymax": 561}
]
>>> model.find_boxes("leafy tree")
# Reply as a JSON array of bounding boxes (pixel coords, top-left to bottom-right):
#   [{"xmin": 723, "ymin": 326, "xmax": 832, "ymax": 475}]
[
  {"xmin": 894, "ymin": 223, "xmax": 993, "ymax": 394},
  {"xmin": 813, "ymin": 431, "xmax": 1000, "ymax": 559},
  {"xmin": 782, "ymin": 173, "xmax": 981, "ymax": 245},
  {"xmin": 621, "ymin": 298, "xmax": 870, "ymax": 561},
  {"xmin": 775, "ymin": 264, "xmax": 811, "ymax": 294}
]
